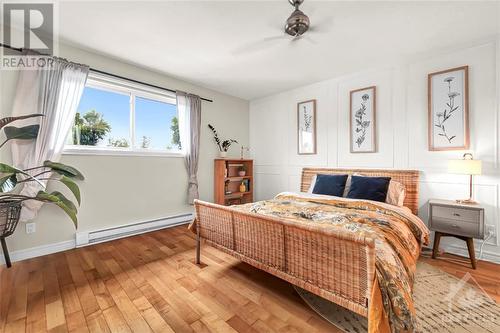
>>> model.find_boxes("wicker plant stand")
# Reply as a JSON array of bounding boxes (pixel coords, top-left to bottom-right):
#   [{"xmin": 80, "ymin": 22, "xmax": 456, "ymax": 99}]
[{"xmin": 0, "ymin": 201, "xmax": 22, "ymax": 268}]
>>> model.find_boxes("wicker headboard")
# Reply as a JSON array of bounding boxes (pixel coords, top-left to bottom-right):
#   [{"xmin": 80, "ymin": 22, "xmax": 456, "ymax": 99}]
[{"xmin": 301, "ymin": 168, "xmax": 420, "ymax": 215}]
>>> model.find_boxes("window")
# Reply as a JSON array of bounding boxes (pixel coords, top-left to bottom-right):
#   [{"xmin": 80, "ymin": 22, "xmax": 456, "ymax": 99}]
[
  {"xmin": 65, "ymin": 72, "xmax": 184, "ymax": 156},
  {"xmin": 135, "ymin": 97, "xmax": 180, "ymax": 150}
]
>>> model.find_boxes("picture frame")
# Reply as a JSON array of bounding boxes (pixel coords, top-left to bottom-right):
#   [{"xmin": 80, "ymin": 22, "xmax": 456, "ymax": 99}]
[
  {"xmin": 297, "ymin": 99, "xmax": 316, "ymax": 155},
  {"xmin": 428, "ymin": 66, "xmax": 469, "ymax": 151},
  {"xmin": 350, "ymin": 86, "xmax": 376, "ymax": 153}
]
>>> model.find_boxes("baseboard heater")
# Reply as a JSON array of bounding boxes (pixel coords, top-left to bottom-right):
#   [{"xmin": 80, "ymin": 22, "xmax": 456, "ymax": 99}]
[{"xmin": 75, "ymin": 213, "xmax": 194, "ymax": 247}]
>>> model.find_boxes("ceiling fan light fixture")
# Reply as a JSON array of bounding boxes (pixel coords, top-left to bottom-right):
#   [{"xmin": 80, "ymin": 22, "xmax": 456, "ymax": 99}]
[
  {"xmin": 284, "ymin": 0, "xmax": 310, "ymax": 37},
  {"xmin": 285, "ymin": 9, "xmax": 310, "ymax": 37}
]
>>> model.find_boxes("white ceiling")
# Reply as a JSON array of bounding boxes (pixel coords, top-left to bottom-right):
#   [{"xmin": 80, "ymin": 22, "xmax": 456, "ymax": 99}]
[{"xmin": 57, "ymin": 1, "xmax": 499, "ymax": 100}]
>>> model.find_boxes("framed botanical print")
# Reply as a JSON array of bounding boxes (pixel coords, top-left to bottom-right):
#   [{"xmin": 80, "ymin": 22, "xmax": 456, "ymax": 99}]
[
  {"xmin": 297, "ymin": 99, "xmax": 316, "ymax": 155},
  {"xmin": 428, "ymin": 66, "xmax": 469, "ymax": 151},
  {"xmin": 350, "ymin": 86, "xmax": 376, "ymax": 153}
]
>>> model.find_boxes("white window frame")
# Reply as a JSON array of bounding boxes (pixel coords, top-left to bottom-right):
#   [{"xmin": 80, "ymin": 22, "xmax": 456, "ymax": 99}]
[{"xmin": 63, "ymin": 72, "xmax": 185, "ymax": 158}]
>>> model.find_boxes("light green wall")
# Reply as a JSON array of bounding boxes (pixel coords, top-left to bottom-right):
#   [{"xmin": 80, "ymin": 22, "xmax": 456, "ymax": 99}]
[{"xmin": 0, "ymin": 43, "xmax": 249, "ymax": 252}]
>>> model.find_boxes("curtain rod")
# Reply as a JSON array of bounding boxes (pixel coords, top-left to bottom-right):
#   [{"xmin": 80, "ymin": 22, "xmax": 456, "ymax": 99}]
[{"xmin": 0, "ymin": 43, "xmax": 214, "ymax": 103}]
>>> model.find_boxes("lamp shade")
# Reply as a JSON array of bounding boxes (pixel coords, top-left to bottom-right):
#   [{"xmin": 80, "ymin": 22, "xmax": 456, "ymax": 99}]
[{"xmin": 448, "ymin": 159, "xmax": 482, "ymax": 175}]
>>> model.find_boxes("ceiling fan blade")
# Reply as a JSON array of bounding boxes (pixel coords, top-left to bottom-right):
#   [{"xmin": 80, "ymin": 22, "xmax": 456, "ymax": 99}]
[
  {"xmin": 289, "ymin": 34, "xmax": 317, "ymax": 45},
  {"xmin": 232, "ymin": 35, "xmax": 287, "ymax": 55}
]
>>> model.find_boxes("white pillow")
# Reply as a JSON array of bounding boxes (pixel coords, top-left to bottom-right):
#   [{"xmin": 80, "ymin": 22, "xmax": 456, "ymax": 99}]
[
  {"xmin": 343, "ymin": 175, "xmax": 353, "ymax": 197},
  {"xmin": 386, "ymin": 180, "xmax": 406, "ymax": 207},
  {"xmin": 307, "ymin": 175, "xmax": 317, "ymax": 193}
]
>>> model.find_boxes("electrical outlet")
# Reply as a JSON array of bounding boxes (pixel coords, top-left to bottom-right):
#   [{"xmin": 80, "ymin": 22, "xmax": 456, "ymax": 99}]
[
  {"xmin": 485, "ymin": 224, "xmax": 496, "ymax": 237},
  {"xmin": 25, "ymin": 222, "xmax": 36, "ymax": 234}
]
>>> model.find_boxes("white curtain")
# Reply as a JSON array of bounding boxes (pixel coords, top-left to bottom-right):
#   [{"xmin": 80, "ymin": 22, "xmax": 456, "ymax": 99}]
[
  {"xmin": 11, "ymin": 56, "xmax": 89, "ymax": 221},
  {"xmin": 176, "ymin": 91, "xmax": 201, "ymax": 204}
]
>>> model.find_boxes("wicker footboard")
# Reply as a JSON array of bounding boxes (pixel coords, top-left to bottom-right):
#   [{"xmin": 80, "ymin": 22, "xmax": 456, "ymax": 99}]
[{"xmin": 194, "ymin": 200, "xmax": 376, "ymax": 317}]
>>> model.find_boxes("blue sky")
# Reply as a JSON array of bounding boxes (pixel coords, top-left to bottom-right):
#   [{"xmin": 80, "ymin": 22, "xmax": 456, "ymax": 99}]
[
  {"xmin": 136, "ymin": 96, "xmax": 177, "ymax": 149},
  {"xmin": 77, "ymin": 87, "xmax": 178, "ymax": 149}
]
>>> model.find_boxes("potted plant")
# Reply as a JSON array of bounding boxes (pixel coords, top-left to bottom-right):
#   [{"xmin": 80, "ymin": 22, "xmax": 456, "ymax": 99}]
[
  {"xmin": 208, "ymin": 124, "xmax": 237, "ymax": 158},
  {"xmin": 238, "ymin": 165, "xmax": 246, "ymax": 177},
  {"xmin": 0, "ymin": 114, "xmax": 84, "ymax": 267}
]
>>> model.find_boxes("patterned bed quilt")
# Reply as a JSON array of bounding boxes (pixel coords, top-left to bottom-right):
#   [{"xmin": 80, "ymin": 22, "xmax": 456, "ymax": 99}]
[{"xmin": 227, "ymin": 192, "xmax": 430, "ymax": 333}]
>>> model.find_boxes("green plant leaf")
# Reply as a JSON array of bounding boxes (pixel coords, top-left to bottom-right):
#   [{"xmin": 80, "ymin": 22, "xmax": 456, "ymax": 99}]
[
  {"xmin": 0, "ymin": 174, "xmax": 17, "ymax": 192},
  {"xmin": 0, "ymin": 114, "xmax": 43, "ymax": 131},
  {"xmin": 43, "ymin": 161, "xmax": 84, "ymax": 180},
  {"xmin": 58, "ymin": 175, "xmax": 81, "ymax": 205},
  {"xmin": 4, "ymin": 125, "xmax": 40, "ymax": 140},
  {"xmin": 52, "ymin": 191, "xmax": 77, "ymax": 212},
  {"xmin": 0, "ymin": 163, "xmax": 18, "ymax": 174},
  {"xmin": 0, "ymin": 163, "xmax": 46, "ymax": 189},
  {"xmin": 35, "ymin": 190, "xmax": 78, "ymax": 228}
]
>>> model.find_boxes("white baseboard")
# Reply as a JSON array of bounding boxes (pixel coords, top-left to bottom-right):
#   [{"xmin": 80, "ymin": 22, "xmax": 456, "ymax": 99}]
[
  {"xmin": 0, "ymin": 239, "xmax": 75, "ymax": 265},
  {"xmin": 1, "ymin": 213, "xmax": 193, "ymax": 266},
  {"xmin": 443, "ymin": 244, "xmax": 500, "ymax": 264},
  {"xmin": 76, "ymin": 213, "xmax": 193, "ymax": 247}
]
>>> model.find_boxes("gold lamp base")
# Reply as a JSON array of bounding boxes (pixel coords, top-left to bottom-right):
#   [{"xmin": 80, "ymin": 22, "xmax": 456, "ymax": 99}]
[
  {"xmin": 455, "ymin": 198, "xmax": 479, "ymax": 205},
  {"xmin": 455, "ymin": 172, "xmax": 479, "ymax": 205}
]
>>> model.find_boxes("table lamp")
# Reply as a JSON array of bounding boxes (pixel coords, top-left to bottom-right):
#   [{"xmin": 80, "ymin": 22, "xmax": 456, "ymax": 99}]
[{"xmin": 448, "ymin": 153, "xmax": 482, "ymax": 204}]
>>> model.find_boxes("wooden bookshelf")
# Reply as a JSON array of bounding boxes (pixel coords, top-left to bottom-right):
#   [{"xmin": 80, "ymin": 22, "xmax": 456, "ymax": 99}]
[{"xmin": 214, "ymin": 159, "xmax": 253, "ymax": 205}]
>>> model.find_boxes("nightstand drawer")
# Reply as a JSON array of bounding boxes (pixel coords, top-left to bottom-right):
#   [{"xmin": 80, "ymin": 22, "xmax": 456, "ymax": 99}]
[
  {"xmin": 431, "ymin": 218, "xmax": 481, "ymax": 238},
  {"xmin": 432, "ymin": 206, "xmax": 480, "ymax": 223}
]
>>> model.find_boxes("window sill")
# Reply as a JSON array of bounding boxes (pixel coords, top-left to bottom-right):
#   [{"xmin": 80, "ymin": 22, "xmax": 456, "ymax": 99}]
[{"xmin": 63, "ymin": 147, "xmax": 185, "ymax": 158}]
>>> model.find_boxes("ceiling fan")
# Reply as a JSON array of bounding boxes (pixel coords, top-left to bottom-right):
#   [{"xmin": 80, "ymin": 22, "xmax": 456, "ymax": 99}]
[
  {"xmin": 232, "ymin": 0, "xmax": 329, "ymax": 55},
  {"xmin": 285, "ymin": 0, "xmax": 310, "ymax": 38}
]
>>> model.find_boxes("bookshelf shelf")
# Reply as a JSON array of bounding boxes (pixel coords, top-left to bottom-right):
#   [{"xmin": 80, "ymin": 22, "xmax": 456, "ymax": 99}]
[
  {"xmin": 225, "ymin": 176, "xmax": 252, "ymax": 182},
  {"xmin": 224, "ymin": 191, "xmax": 252, "ymax": 199},
  {"xmin": 214, "ymin": 159, "xmax": 253, "ymax": 205}
]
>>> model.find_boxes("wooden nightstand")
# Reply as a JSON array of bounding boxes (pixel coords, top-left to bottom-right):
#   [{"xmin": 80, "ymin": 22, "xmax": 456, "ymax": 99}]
[{"xmin": 428, "ymin": 199, "xmax": 484, "ymax": 269}]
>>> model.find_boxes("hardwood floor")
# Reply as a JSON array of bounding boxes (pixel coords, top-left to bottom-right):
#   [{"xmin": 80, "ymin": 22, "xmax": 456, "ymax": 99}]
[
  {"xmin": 420, "ymin": 249, "xmax": 500, "ymax": 303},
  {"xmin": 1, "ymin": 225, "xmax": 499, "ymax": 333}
]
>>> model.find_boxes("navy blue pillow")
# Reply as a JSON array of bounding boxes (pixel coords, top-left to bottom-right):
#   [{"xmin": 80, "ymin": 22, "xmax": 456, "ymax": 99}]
[
  {"xmin": 347, "ymin": 175, "xmax": 391, "ymax": 202},
  {"xmin": 312, "ymin": 174, "xmax": 349, "ymax": 197}
]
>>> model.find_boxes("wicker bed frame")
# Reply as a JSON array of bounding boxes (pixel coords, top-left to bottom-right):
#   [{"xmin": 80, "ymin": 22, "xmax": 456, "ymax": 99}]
[{"xmin": 193, "ymin": 168, "xmax": 419, "ymax": 318}]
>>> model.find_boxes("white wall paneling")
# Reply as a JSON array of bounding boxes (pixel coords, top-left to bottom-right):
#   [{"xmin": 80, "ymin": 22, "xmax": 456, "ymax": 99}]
[{"xmin": 250, "ymin": 40, "xmax": 500, "ymax": 263}]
